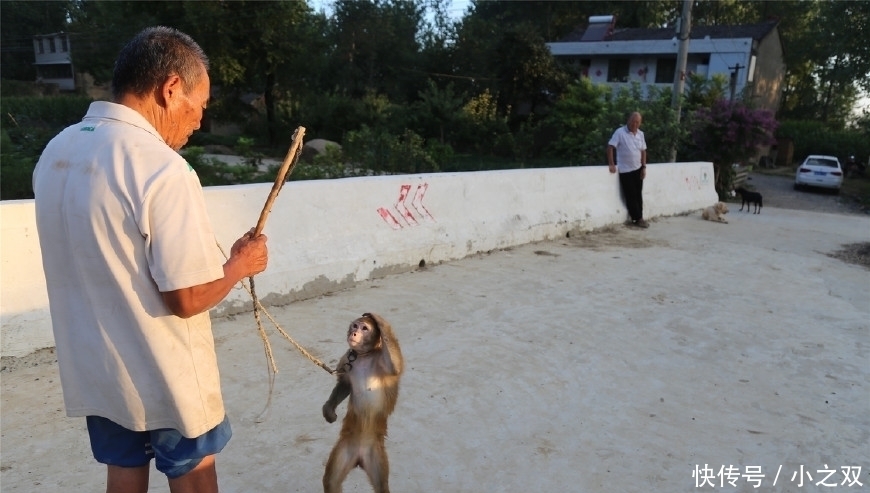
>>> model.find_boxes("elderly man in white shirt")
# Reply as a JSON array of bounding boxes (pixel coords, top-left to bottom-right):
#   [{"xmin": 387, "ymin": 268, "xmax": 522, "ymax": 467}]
[
  {"xmin": 33, "ymin": 26, "xmax": 268, "ymax": 493},
  {"xmin": 607, "ymin": 111, "xmax": 649, "ymax": 228}
]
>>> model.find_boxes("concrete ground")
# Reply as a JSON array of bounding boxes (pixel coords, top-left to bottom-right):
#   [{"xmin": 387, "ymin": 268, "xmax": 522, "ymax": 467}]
[{"xmin": 2, "ymin": 206, "xmax": 868, "ymax": 492}]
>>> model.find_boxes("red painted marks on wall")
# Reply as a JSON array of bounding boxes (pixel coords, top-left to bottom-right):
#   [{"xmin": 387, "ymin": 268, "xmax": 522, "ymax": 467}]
[
  {"xmin": 411, "ymin": 183, "xmax": 433, "ymax": 222},
  {"xmin": 377, "ymin": 207, "xmax": 403, "ymax": 230},
  {"xmin": 377, "ymin": 183, "xmax": 435, "ymax": 229},
  {"xmin": 395, "ymin": 184, "xmax": 418, "ymax": 226}
]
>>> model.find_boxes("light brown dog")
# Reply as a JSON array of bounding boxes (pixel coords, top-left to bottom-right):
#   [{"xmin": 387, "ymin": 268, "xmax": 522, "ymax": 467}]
[{"xmin": 701, "ymin": 202, "xmax": 729, "ymax": 223}]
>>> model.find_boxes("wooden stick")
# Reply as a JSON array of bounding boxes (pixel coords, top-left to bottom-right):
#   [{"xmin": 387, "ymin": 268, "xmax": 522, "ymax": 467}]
[{"xmin": 254, "ymin": 126, "xmax": 306, "ymax": 236}]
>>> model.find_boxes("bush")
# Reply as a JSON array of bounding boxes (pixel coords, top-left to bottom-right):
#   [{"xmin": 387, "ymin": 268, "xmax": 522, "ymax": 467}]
[
  {"xmin": 0, "ymin": 79, "xmax": 46, "ymax": 97},
  {"xmin": 343, "ymin": 125, "xmax": 395, "ymax": 175},
  {"xmin": 181, "ymin": 146, "xmax": 273, "ymax": 187},
  {"xmin": 688, "ymin": 100, "xmax": 778, "ymax": 198},
  {"xmin": 342, "ymin": 126, "xmax": 440, "ymax": 175},
  {"xmin": 0, "ymin": 129, "xmax": 37, "ymax": 200},
  {"xmin": 290, "ymin": 143, "xmax": 352, "ymax": 181},
  {"xmin": 545, "ymin": 78, "xmax": 608, "ymax": 164},
  {"xmin": 390, "ymin": 129, "xmax": 438, "ymax": 173},
  {"xmin": 0, "ymin": 96, "xmax": 93, "ymax": 199},
  {"xmin": 2, "ymin": 96, "xmax": 92, "ymax": 127},
  {"xmin": 425, "ymin": 138, "xmax": 455, "ymax": 171},
  {"xmin": 777, "ymin": 120, "xmax": 870, "ymax": 166}
]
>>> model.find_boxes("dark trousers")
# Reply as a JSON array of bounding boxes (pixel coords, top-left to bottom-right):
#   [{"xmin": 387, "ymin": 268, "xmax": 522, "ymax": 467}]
[{"xmin": 619, "ymin": 168, "xmax": 644, "ymax": 222}]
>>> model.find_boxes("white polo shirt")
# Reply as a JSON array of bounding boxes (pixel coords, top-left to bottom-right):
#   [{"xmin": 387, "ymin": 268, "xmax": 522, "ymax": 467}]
[
  {"xmin": 608, "ymin": 125, "xmax": 647, "ymax": 173},
  {"xmin": 33, "ymin": 101, "xmax": 227, "ymax": 437}
]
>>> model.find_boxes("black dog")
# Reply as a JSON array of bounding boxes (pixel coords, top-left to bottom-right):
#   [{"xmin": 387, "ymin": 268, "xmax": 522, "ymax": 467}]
[{"xmin": 734, "ymin": 187, "xmax": 763, "ymax": 214}]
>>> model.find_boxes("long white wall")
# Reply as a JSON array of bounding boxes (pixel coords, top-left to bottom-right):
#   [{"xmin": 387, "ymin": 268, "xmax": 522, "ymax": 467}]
[{"xmin": 1, "ymin": 162, "xmax": 716, "ymax": 358}]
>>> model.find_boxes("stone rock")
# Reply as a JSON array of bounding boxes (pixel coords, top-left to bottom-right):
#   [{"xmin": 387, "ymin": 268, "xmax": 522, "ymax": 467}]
[{"xmin": 300, "ymin": 138, "xmax": 341, "ymax": 163}]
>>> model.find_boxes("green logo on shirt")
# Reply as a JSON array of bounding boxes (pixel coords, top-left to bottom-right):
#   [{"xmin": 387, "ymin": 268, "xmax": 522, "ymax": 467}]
[{"xmin": 80, "ymin": 126, "xmax": 95, "ymax": 132}]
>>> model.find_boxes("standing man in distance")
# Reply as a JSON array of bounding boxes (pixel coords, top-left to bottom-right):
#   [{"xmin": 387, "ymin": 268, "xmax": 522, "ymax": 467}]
[
  {"xmin": 607, "ymin": 111, "xmax": 649, "ymax": 228},
  {"xmin": 33, "ymin": 26, "xmax": 268, "ymax": 493}
]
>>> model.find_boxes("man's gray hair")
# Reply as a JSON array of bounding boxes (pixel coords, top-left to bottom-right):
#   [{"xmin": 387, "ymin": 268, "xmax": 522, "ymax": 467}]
[{"xmin": 111, "ymin": 26, "xmax": 209, "ymax": 100}]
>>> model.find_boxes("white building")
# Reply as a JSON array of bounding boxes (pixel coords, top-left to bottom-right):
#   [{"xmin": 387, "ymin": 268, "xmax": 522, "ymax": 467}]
[
  {"xmin": 547, "ymin": 17, "xmax": 785, "ymax": 112},
  {"xmin": 33, "ymin": 32, "xmax": 75, "ymax": 91}
]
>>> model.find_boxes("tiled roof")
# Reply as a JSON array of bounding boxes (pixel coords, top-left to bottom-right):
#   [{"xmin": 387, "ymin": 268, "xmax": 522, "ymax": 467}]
[{"xmin": 557, "ymin": 20, "xmax": 778, "ymax": 43}]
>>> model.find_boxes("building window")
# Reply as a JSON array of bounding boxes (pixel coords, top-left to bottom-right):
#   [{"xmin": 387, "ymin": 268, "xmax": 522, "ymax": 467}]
[
  {"xmin": 49, "ymin": 38, "xmax": 56, "ymax": 53},
  {"xmin": 38, "ymin": 38, "xmax": 45, "ymax": 54},
  {"xmin": 607, "ymin": 59, "xmax": 630, "ymax": 83},
  {"xmin": 61, "ymin": 36, "xmax": 68, "ymax": 52},
  {"xmin": 559, "ymin": 56, "xmax": 591, "ymax": 78},
  {"xmin": 655, "ymin": 58, "xmax": 676, "ymax": 84}
]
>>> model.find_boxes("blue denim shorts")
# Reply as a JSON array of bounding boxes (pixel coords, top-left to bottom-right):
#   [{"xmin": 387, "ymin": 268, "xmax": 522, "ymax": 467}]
[{"xmin": 86, "ymin": 415, "xmax": 232, "ymax": 479}]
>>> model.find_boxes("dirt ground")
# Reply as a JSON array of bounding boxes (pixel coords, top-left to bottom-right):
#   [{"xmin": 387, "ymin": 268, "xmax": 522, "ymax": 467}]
[
  {"xmin": 739, "ymin": 173, "xmax": 870, "ymax": 269},
  {"xmin": 2, "ymin": 173, "xmax": 869, "ymax": 492}
]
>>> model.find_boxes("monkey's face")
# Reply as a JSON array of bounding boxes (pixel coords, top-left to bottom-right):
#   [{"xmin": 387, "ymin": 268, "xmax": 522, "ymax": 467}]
[{"xmin": 347, "ymin": 317, "xmax": 379, "ymax": 353}]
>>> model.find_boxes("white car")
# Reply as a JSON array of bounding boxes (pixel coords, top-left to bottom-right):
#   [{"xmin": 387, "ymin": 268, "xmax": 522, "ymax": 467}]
[{"xmin": 794, "ymin": 155, "xmax": 843, "ymax": 192}]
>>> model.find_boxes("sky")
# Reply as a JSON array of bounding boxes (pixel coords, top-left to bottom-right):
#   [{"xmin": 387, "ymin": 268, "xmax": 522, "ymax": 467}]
[{"xmin": 446, "ymin": 0, "xmax": 472, "ymax": 20}]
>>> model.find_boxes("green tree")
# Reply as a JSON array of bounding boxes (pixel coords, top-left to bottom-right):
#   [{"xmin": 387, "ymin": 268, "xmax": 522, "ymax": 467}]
[
  {"xmin": 545, "ymin": 79, "xmax": 682, "ymax": 166},
  {"xmin": 778, "ymin": 1, "xmax": 869, "ymax": 127},
  {"xmin": 409, "ymin": 80, "xmax": 465, "ymax": 144},
  {"xmin": 683, "ymin": 73, "xmax": 730, "ymax": 111},
  {"xmin": 327, "ymin": 0, "xmax": 427, "ymax": 103},
  {"xmin": 690, "ymin": 0, "xmax": 767, "ymax": 26},
  {"xmin": 453, "ymin": 88, "xmax": 513, "ymax": 156},
  {"xmin": 67, "ymin": 1, "xmax": 189, "ymax": 85},
  {"xmin": 183, "ymin": 0, "xmax": 312, "ymax": 146},
  {"xmin": 545, "ymin": 77, "xmax": 608, "ymax": 164},
  {"xmin": 492, "ymin": 26, "xmax": 568, "ymax": 120}
]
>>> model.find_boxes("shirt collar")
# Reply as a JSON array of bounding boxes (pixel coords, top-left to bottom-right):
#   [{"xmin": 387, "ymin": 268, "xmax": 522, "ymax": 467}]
[{"xmin": 84, "ymin": 101, "xmax": 165, "ymax": 144}]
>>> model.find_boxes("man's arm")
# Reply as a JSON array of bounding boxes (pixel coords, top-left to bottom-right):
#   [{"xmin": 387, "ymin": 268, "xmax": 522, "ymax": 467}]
[
  {"xmin": 607, "ymin": 145, "xmax": 617, "ymax": 174},
  {"xmin": 640, "ymin": 149, "xmax": 647, "ymax": 178},
  {"xmin": 161, "ymin": 232, "xmax": 268, "ymax": 318}
]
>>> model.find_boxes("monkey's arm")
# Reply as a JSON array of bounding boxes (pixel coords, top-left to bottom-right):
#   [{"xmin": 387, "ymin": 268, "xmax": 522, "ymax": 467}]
[
  {"xmin": 368, "ymin": 313, "xmax": 403, "ymax": 376},
  {"xmin": 322, "ymin": 353, "xmax": 352, "ymax": 423},
  {"xmin": 322, "ymin": 379, "xmax": 350, "ymax": 423}
]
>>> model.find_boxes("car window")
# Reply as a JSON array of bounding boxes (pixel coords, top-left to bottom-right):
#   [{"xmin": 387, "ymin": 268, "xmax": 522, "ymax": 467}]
[{"xmin": 807, "ymin": 158, "xmax": 838, "ymax": 167}]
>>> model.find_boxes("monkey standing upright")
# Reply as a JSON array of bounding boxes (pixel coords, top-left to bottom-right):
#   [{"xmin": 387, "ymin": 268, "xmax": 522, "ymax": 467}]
[{"xmin": 322, "ymin": 313, "xmax": 403, "ymax": 493}]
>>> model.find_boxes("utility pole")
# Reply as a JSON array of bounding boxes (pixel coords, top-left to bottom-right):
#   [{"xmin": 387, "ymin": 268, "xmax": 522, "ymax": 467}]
[
  {"xmin": 728, "ymin": 64, "xmax": 744, "ymax": 101},
  {"xmin": 670, "ymin": 0, "xmax": 692, "ymax": 162}
]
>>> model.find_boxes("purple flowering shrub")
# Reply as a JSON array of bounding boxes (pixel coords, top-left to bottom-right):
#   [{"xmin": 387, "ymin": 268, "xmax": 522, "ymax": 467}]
[{"xmin": 689, "ymin": 99, "xmax": 779, "ymax": 197}]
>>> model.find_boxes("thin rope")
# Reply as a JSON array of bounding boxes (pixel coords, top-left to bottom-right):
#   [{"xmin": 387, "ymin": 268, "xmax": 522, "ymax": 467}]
[
  {"xmin": 209, "ymin": 126, "xmax": 348, "ymax": 421},
  {"xmin": 247, "ymin": 274, "xmax": 276, "ymax": 423},
  {"xmin": 216, "ymin": 243, "xmax": 337, "ymax": 374},
  {"xmin": 216, "ymin": 242, "xmax": 338, "ymax": 422}
]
